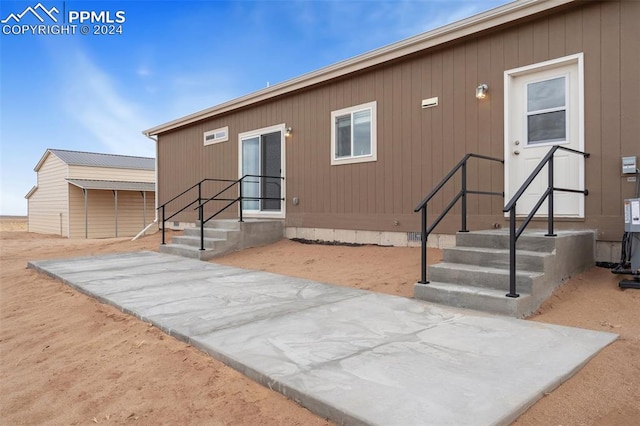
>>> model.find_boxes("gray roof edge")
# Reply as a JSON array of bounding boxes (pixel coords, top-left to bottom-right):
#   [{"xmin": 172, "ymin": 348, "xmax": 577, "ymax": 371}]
[
  {"xmin": 25, "ymin": 185, "xmax": 38, "ymax": 199},
  {"xmin": 46, "ymin": 149, "xmax": 155, "ymax": 170},
  {"xmin": 65, "ymin": 179, "xmax": 156, "ymax": 192}
]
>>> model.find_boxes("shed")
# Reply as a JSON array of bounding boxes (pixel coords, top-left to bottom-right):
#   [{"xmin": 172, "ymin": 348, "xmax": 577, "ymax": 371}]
[
  {"xmin": 25, "ymin": 149, "xmax": 156, "ymax": 238},
  {"xmin": 144, "ymin": 0, "xmax": 639, "ymax": 262}
]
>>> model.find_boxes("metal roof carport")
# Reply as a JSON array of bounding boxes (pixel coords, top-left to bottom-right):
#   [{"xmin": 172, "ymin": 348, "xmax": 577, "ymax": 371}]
[{"xmin": 66, "ymin": 179, "xmax": 156, "ymax": 238}]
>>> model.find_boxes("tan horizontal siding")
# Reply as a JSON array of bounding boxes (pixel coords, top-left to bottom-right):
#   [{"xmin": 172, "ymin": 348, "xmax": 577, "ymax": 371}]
[
  {"xmin": 113, "ymin": 190, "xmax": 156, "ymax": 237},
  {"xmin": 28, "ymin": 154, "xmax": 69, "ymax": 236},
  {"xmin": 157, "ymin": 0, "xmax": 637, "ymax": 241},
  {"xmin": 68, "ymin": 166, "xmax": 155, "ymax": 182}
]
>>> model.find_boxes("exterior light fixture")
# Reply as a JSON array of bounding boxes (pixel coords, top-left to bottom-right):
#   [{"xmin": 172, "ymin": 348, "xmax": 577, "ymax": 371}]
[
  {"xmin": 285, "ymin": 127, "xmax": 292, "ymax": 137},
  {"xmin": 476, "ymin": 84, "xmax": 488, "ymax": 99}
]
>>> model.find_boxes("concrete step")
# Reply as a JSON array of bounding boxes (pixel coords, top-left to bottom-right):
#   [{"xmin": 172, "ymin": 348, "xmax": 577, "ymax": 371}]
[
  {"xmin": 414, "ymin": 281, "xmax": 533, "ymax": 318},
  {"xmin": 171, "ymin": 235, "xmax": 227, "ymax": 249},
  {"xmin": 196, "ymin": 218, "xmax": 284, "ymax": 234},
  {"xmin": 160, "ymin": 243, "xmax": 206, "ymax": 258},
  {"xmin": 415, "ymin": 229, "xmax": 595, "ymax": 318},
  {"xmin": 428, "ymin": 262, "xmax": 543, "ymax": 293},
  {"xmin": 183, "ymin": 227, "xmax": 235, "ymax": 239},
  {"xmin": 196, "ymin": 219, "xmax": 243, "ymax": 230},
  {"xmin": 162, "ymin": 219, "xmax": 284, "ymax": 261},
  {"xmin": 443, "ymin": 246, "xmax": 549, "ymax": 272},
  {"xmin": 455, "ymin": 230, "xmax": 557, "ymax": 252}
]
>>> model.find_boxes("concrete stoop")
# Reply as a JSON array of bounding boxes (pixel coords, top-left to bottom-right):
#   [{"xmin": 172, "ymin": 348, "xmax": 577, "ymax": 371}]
[
  {"xmin": 159, "ymin": 219, "xmax": 284, "ymax": 260},
  {"xmin": 414, "ymin": 229, "xmax": 595, "ymax": 318}
]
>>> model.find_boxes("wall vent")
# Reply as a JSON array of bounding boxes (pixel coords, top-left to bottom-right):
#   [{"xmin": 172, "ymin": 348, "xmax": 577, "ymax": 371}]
[
  {"xmin": 407, "ymin": 231, "xmax": 422, "ymax": 242},
  {"xmin": 204, "ymin": 126, "xmax": 229, "ymax": 146}
]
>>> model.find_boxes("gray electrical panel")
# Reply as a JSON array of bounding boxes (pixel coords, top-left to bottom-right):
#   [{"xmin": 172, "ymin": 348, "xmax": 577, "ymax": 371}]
[
  {"xmin": 624, "ymin": 198, "xmax": 640, "ymax": 232},
  {"xmin": 622, "ymin": 156, "xmax": 637, "ymax": 174}
]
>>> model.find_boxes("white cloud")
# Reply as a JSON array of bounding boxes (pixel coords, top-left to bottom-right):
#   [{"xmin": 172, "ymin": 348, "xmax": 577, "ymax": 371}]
[
  {"xmin": 136, "ymin": 65, "xmax": 151, "ymax": 77},
  {"xmin": 58, "ymin": 50, "xmax": 155, "ymax": 157}
]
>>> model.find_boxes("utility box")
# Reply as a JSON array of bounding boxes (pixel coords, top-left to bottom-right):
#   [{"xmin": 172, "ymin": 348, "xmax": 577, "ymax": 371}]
[
  {"xmin": 624, "ymin": 198, "xmax": 640, "ymax": 232},
  {"xmin": 622, "ymin": 156, "xmax": 637, "ymax": 174}
]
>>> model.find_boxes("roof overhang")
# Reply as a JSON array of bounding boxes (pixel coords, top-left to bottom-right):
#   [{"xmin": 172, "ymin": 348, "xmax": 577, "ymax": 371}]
[
  {"xmin": 143, "ymin": 0, "xmax": 576, "ymax": 137},
  {"xmin": 33, "ymin": 149, "xmax": 53, "ymax": 172},
  {"xmin": 66, "ymin": 179, "xmax": 156, "ymax": 192},
  {"xmin": 25, "ymin": 186, "xmax": 38, "ymax": 199}
]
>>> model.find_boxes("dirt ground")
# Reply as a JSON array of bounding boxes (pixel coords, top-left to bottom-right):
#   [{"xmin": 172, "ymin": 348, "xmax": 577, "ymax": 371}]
[{"xmin": 1, "ymin": 218, "xmax": 639, "ymax": 425}]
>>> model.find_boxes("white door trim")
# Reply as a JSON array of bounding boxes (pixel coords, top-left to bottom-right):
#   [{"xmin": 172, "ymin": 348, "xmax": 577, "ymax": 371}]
[
  {"xmin": 503, "ymin": 52, "xmax": 585, "ymax": 217},
  {"xmin": 238, "ymin": 123, "xmax": 286, "ymax": 219}
]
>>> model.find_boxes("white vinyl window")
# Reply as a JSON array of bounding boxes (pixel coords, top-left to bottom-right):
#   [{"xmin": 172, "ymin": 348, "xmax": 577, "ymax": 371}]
[
  {"xmin": 526, "ymin": 76, "xmax": 567, "ymax": 146},
  {"xmin": 331, "ymin": 101, "xmax": 377, "ymax": 165},
  {"xmin": 204, "ymin": 126, "xmax": 229, "ymax": 146}
]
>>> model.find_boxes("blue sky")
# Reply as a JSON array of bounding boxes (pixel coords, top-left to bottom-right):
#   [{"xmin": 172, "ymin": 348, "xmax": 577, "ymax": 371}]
[{"xmin": 0, "ymin": 0, "xmax": 510, "ymax": 216}]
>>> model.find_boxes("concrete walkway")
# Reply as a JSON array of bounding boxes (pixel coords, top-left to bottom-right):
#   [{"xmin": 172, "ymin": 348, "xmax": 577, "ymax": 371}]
[{"xmin": 28, "ymin": 251, "xmax": 617, "ymax": 426}]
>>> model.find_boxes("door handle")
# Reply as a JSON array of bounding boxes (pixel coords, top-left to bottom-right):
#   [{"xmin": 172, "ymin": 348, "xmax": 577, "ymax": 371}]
[{"xmin": 513, "ymin": 150, "xmax": 520, "ymax": 155}]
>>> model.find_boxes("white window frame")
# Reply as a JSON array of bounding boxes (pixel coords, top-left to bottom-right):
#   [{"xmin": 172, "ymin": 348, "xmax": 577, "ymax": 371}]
[
  {"xmin": 204, "ymin": 126, "xmax": 229, "ymax": 146},
  {"xmin": 237, "ymin": 123, "xmax": 286, "ymax": 219},
  {"xmin": 524, "ymin": 74, "xmax": 569, "ymax": 148},
  {"xmin": 331, "ymin": 101, "xmax": 377, "ymax": 165}
]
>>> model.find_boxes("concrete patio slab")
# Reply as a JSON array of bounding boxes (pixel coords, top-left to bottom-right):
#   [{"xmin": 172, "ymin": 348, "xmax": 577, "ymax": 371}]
[{"xmin": 28, "ymin": 251, "xmax": 617, "ymax": 426}]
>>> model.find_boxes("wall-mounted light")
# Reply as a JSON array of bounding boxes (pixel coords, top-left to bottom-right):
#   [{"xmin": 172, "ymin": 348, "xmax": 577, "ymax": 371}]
[
  {"xmin": 476, "ymin": 84, "xmax": 488, "ymax": 100},
  {"xmin": 285, "ymin": 127, "xmax": 292, "ymax": 137}
]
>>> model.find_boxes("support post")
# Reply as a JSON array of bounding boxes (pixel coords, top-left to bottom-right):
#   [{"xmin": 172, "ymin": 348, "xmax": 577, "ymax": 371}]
[
  {"xmin": 238, "ymin": 178, "xmax": 244, "ymax": 223},
  {"xmin": 83, "ymin": 189, "xmax": 88, "ymax": 239},
  {"xmin": 460, "ymin": 160, "xmax": 468, "ymax": 232},
  {"xmin": 113, "ymin": 190, "xmax": 118, "ymax": 238},
  {"xmin": 419, "ymin": 207, "xmax": 428, "ymax": 284},
  {"xmin": 546, "ymin": 156, "xmax": 557, "ymax": 237},
  {"xmin": 506, "ymin": 206, "xmax": 519, "ymax": 298},
  {"xmin": 142, "ymin": 191, "xmax": 147, "ymax": 236},
  {"xmin": 161, "ymin": 205, "xmax": 165, "ymax": 245},
  {"xmin": 199, "ymin": 203, "xmax": 205, "ymax": 251}
]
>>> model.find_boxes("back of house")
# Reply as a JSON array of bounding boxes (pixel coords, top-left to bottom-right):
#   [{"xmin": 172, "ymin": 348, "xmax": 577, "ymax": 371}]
[{"xmin": 145, "ymin": 0, "xmax": 639, "ymax": 263}]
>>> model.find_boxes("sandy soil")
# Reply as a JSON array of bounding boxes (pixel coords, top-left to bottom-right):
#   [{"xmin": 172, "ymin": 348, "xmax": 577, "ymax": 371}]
[{"xmin": 1, "ymin": 221, "xmax": 639, "ymax": 425}]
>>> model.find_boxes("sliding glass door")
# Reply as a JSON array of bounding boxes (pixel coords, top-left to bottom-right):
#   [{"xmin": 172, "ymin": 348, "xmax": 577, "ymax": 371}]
[{"xmin": 240, "ymin": 128, "xmax": 283, "ymax": 214}]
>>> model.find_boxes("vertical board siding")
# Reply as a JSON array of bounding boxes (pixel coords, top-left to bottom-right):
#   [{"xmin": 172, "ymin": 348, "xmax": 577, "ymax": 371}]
[
  {"xmin": 68, "ymin": 187, "xmax": 156, "ymax": 239},
  {"xmin": 582, "ymin": 2, "xmax": 603, "ymax": 219},
  {"xmin": 489, "ymin": 34, "xmax": 505, "ymax": 216},
  {"xmin": 600, "ymin": 1, "xmax": 622, "ymax": 217},
  {"xmin": 620, "ymin": 0, "xmax": 640, "ymax": 205},
  {"xmin": 157, "ymin": 0, "xmax": 634, "ymax": 240},
  {"xmin": 28, "ymin": 154, "xmax": 69, "ymax": 236}
]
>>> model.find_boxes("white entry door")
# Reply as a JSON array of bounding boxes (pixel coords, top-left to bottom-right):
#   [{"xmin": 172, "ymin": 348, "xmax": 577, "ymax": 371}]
[{"xmin": 505, "ymin": 54, "xmax": 584, "ymax": 217}]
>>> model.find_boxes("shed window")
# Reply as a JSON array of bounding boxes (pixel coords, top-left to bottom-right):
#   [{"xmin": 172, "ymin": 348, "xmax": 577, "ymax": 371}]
[{"xmin": 331, "ymin": 101, "xmax": 377, "ymax": 165}]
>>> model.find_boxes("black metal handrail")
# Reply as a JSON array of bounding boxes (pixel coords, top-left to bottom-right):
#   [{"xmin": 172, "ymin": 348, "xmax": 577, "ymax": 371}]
[
  {"xmin": 195, "ymin": 174, "xmax": 284, "ymax": 251},
  {"xmin": 158, "ymin": 174, "xmax": 284, "ymax": 250},
  {"xmin": 502, "ymin": 145, "xmax": 589, "ymax": 298},
  {"xmin": 414, "ymin": 153, "xmax": 504, "ymax": 284},
  {"xmin": 157, "ymin": 178, "xmax": 238, "ymax": 245}
]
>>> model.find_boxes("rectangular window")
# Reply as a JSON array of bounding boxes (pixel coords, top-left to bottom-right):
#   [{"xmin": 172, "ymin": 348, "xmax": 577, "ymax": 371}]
[
  {"xmin": 526, "ymin": 77, "xmax": 566, "ymax": 145},
  {"xmin": 331, "ymin": 101, "xmax": 377, "ymax": 165},
  {"xmin": 204, "ymin": 126, "xmax": 229, "ymax": 146}
]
